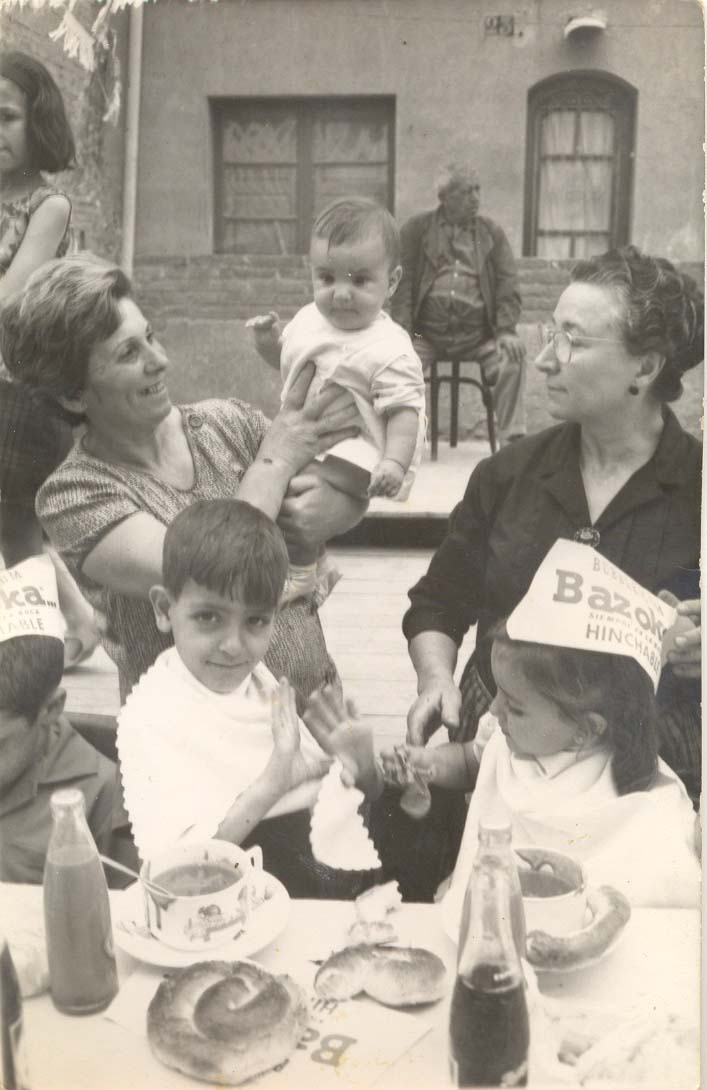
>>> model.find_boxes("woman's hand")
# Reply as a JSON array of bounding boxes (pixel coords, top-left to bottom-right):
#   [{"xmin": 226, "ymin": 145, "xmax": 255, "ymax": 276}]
[
  {"xmin": 257, "ymin": 362, "xmax": 360, "ymax": 476},
  {"xmin": 407, "ymin": 677, "xmax": 461, "ymax": 747},
  {"xmin": 277, "ymin": 471, "xmax": 368, "ymax": 553},
  {"xmin": 302, "ymin": 684, "xmax": 381, "ymax": 798},
  {"xmin": 660, "ymin": 592, "xmax": 701, "ymax": 680},
  {"xmin": 267, "ymin": 678, "xmax": 332, "ymax": 793}
]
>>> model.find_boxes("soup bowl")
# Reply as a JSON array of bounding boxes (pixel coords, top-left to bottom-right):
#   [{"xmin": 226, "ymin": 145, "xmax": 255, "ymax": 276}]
[
  {"xmin": 140, "ymin": 839, "xmax": 263, "ymax": 951},
  {"xmin": 515, "ymin": 846, "xmax": 587, "ymax": 937}
]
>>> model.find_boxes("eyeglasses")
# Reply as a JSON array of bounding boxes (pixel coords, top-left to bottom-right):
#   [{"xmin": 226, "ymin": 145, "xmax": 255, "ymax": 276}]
[{"xmin": 537, "ymin": 323, "xmax": 625, "ymax": 366}]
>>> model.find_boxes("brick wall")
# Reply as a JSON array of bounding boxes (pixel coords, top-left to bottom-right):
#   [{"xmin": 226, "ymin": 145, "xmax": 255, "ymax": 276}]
[
  {"xmin": 133, "ymin": 254, "xmax": 704, "ymax": 328},
  {"xmin": 0, "ymin": 2, "xmax": 127, "ymax": 260},
  {"xmin": 133, "ymin": 253, "xmax": 704, "ymax": 437}
]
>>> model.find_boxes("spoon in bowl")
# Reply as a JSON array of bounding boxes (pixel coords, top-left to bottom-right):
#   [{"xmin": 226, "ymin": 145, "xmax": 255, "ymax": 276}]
[{"xmin": 98, "ymin": 854, "xmax": 173, "ymax": 899}]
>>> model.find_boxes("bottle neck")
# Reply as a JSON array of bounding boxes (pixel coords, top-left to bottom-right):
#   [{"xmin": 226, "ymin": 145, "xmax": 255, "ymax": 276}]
[
  {"xmin": 458, "ymin": 863, "xmax": 522, "ymax": 983},
  {"xmin": 478, "ymin": 823, "xmax": 512, "ymax": 857},
  {"xmin": 46, "ymin": 799, "xmax": 97, "ymax": 865}
]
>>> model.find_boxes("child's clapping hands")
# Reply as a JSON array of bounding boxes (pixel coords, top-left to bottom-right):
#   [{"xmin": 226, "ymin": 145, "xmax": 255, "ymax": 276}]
[
  {"xmin": 267, "ymin": 677, "xmax": 332, "ymax": 794},
  {"xmin": 303, "ymin": 683, "xmax": 382, "ymax": 798}
]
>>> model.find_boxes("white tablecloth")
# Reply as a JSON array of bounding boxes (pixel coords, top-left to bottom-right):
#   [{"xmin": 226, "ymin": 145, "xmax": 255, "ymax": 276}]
[{"xmin": 6, "ymin": 884, "xmax": 700, "ymax": 1090}]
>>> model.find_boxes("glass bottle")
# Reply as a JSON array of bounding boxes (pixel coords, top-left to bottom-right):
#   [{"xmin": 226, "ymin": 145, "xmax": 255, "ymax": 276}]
[
  {"xmin": 43, "ymin": 788, "xmax": 118, "ymax": 1015},
  {"xmin": 449, "ymin": 860, "xmax": 530, "ymax": 1087},
  {"xmin": 472, "ymin": 820, "xmax": 526, "ymax": 957}
]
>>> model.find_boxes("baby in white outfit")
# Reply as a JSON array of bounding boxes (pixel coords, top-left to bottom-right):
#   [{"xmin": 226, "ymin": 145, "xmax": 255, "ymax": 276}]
[
  {"xmin": 249, "ymin": 198, "xmax": 426, "ymax": 601},
  {"xmin": 249, "ymin": 198, "xmax": 425, "ymax": 502}
]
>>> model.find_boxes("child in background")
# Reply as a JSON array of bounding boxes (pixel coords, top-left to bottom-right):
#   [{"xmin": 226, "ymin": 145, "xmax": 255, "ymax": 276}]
[
  {"xmin": 381, "ymin": 547, "xmax": 700, "ymax": 913},
  {"xmin": 249, "ymin": 199, "xmax": 426, "ymax": 599},
  {"xmin": 118, "ymin": 498, "xmax": 380, "ymax": 898},
  {"xmin": 0, "ymin": 556, "xmax": 118, "ymax": 883},
  {"xmin": 0, "ymin": 50, "xmax": 98, "ymax": 670}
]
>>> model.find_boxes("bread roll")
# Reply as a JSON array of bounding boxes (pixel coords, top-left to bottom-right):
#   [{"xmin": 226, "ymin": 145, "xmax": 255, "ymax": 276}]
[
  {"xmin": 315, "ymin": 945, "xmax": 446, "ymax": 1007},
  {"xmin": 347, "ymin": 920, "xmax": 398, "ymax": 946},
  {"xmin": 147, "ymin": 961, "xmax": 308, "ymax": 1084}
]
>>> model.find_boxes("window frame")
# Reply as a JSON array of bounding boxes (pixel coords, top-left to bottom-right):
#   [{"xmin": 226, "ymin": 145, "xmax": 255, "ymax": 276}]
[
  {"xmin": 211, "ymin": 95, "xmax": 396, "ymax": 255},
  {"xmin": 523, "ymin": 71, "xmax": 636, "ymax": 258}
]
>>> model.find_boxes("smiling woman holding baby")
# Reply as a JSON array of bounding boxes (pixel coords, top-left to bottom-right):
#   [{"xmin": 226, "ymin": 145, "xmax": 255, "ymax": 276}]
[
  {"xmin": 404, "ymin": 246, "xmax": 703, "ymax": 806},
  {"xmin": 0, "ymin": 253, "xmax": 366, "ymax": 704}
]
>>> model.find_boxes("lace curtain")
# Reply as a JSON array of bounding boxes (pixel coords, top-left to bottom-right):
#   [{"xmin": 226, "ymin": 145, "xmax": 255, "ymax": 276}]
[
  {"xmin": 536, "ymin": 108, "xmax": 614, "ymax": 259},
  {"xmin": 219, "ymin": 104, "xmax": 391, "ymax": 254}
]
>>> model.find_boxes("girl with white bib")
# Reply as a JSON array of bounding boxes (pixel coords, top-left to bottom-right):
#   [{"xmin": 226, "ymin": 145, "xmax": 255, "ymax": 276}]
[{"xmin": 381, "ymin": 541, "xmax": 700, "ymax": 918}]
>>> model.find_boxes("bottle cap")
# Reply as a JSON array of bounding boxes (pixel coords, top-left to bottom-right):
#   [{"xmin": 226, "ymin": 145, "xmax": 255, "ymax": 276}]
[
  {"xmin": 49, "ymin": 788, "xmax": 84, "ymax": 814},
  {"xmin": 478, "ymin": 800, "xmax": 512, "ymax": 840},
  {"xmin": 478, "ymin": 821, "xmax": 512, "ymax": 846}
]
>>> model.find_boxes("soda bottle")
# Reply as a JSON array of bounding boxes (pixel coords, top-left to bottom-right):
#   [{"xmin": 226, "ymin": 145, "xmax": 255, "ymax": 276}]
[
  {"xmin": 43, "ymin": 788, "xmax": 119, "ymax": 1015},
  {"xmin": 472, "ymin": 820, "xmax": 526, "ymax": 957},
  {"xmin": 449, "ymin": 859, "xmax": 529, "ymax": 1086}
]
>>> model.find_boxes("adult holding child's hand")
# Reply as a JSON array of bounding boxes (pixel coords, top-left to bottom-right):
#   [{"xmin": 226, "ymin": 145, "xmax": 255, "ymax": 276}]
[
  {"xmin": 404, "ymin": 246, "xmax": 703, "ymax": 808},
  {"xmin": 0, "ymin": 253, "xmax": 366, "ymax": 702}
]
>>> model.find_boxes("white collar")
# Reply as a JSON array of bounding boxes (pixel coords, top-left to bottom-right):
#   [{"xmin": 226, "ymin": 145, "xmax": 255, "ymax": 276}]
[
  {"xmin": 528, "ymin": 744, "xmax": 608, "ymax": 779},
  {"xmin": 164, "ymin": 645, "xmax": 254, "ymax": 703}
]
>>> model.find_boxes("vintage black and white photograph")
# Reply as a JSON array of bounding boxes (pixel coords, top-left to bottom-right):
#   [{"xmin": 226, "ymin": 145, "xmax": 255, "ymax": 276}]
[{"xmin": 0, "ymin": 0, "xmax": 702, "ymax": 1087}]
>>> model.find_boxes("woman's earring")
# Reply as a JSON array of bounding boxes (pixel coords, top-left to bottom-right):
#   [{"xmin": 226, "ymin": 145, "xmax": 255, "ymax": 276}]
[{"xmin": 628, "ymin": 382, "xmax": 639, "ymax": 395}]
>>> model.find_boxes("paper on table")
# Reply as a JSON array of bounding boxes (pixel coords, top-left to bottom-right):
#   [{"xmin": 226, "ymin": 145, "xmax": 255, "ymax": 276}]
[
  {"xmin": 310, "ymin": 761, "xmax": 381, "ymax": 871},
  {"xmin": 0, "ymin": 883, "xmax": 48, "ymax": 997},
  {"xmin": 105, "ymin": 960, "xmax": 434, "ymax": 1089}
]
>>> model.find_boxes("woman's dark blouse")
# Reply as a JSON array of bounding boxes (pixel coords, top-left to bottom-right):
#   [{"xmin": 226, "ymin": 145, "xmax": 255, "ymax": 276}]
[{"xmin": 403, "ymin": 408, "xmax": 700, "ymax": 710}]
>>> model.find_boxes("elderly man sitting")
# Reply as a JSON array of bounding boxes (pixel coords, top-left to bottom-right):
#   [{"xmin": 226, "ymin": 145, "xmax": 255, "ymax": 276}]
[{"xmin": 391, "ymin": 162, "xmax": 527, "ymax": 446}]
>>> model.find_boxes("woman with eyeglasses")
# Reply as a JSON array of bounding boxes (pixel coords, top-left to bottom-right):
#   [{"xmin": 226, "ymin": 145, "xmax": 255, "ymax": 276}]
[{"xmin": 402, "ymin": 245, "xmax": 703, "ymax": 811}]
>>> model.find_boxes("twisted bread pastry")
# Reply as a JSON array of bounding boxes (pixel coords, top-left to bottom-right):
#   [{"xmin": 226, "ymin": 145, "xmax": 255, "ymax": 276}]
[
  {"xmin": 315, "ymin": 945, "xmax": 446, "ymax": 1007},
  {"xmin": 526, "ymin": 886, "xmax": 631, "ymax": 971},
  {"xmin": 147, "ymin": 961, "xmax": 308, "ymax": 1085}
]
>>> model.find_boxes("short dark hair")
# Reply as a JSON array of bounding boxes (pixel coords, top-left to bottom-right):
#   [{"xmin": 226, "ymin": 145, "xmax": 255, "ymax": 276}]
[
  {"xmin": 0, "ymin": 253, "xmax": 133, "ymax": 399},
  {"xmin": 571, "ymin": 245, "xmax": 704, "ymax": 403},
  {"xmin": 312, "ymin": 198, "xmax": 401, "ymax": 267},
  {"xmin": 0, "ymin": 51, "xmax": 76, "ymax": 173},
  {"xmin": 0, "ymin": 635, "xmax": 64, "ymax": 723},
  {"xmin": 163, "ymin": 499, "xmax": 289, "ymax": 609},
  {"xmin": 492, "ymin": 623, "xmax": 659, "ymax": 795}
]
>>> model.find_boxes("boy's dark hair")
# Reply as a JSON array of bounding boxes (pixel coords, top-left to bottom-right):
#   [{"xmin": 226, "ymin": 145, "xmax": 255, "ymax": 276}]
[
  {"xmin": 0, "ymin": 635, "xmax": 64, "ymax": 723},
  {"xmin": 163, "ymin": 499, "xmax": 289, "ymax": 608},
  {"xmin": 312, "ymin": 198, "xmax": 401, "ymax": 267},
  {"xmin": 493, "ymin": 624, "xmax": 659, "ymax": 795},
  {"xmin": 0, "ymin": 51, "xmax": 76, "ymax": 173}
]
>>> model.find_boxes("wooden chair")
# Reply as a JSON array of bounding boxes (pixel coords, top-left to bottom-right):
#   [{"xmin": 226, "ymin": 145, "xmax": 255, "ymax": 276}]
[{"xmin": 426, "ymin": 357, "xmax": 497, "ymax": 460}]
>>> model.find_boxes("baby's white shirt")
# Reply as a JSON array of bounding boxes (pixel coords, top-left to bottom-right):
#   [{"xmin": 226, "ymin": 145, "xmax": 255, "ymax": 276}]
[{"xmin": 280, "ymin": 303, "xmax": 426, "ymax": 478}]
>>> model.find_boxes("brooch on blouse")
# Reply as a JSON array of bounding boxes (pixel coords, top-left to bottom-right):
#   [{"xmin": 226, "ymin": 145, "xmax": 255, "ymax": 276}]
[{"xmin": 574, "ymin": 527, "xmax": 601, "ymax": 548}]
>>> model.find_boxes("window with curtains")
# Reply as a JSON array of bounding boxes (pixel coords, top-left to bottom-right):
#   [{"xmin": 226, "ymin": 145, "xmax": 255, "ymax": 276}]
[
  {"xmin": 211, "ymin": 98, "xmax": 395, "ymax": 254},
  {"xmin": 524, "ymin": 74, "xmax": 636, "ymax": 259}
]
